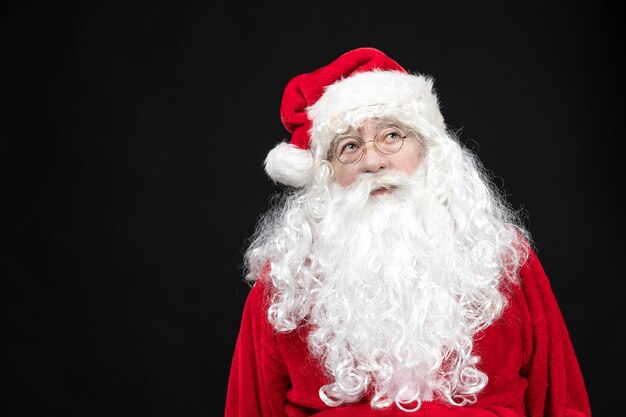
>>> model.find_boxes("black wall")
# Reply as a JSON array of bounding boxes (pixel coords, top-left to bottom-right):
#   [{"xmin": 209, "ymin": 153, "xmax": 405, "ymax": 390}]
[{"xmin": 1, "ymin": 1, "xmax": 620, "ymax": 416}]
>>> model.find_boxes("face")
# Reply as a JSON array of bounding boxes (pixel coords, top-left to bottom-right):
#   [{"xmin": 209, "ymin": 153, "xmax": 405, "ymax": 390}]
[{"xmin": 329, "ymin": 118, "xmax": 423, "ymax": 189}]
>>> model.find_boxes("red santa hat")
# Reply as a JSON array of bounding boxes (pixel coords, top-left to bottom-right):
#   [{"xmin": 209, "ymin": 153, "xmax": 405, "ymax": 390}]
[{"xmin": 265, "ymin": 47, "xmax": 446, "ymax": 187}]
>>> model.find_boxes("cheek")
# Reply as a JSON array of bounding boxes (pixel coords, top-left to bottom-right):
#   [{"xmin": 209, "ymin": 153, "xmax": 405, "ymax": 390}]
[
  {"xmin": 331, "ymin": 161, "xmax": 359, "ymax": 187},
  {"xmin": 393, "ymin": 147, "xmax": 423, "ymax": 175}
]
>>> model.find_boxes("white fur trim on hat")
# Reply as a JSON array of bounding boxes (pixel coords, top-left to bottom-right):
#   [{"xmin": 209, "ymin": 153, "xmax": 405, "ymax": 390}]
[
  {"xmin": 307, "ymin": 70, "xmax": 446, "ymax": 152},
  {"xmin": 265, "ymin": 142, "xmax": 315, "ymax": 187}
]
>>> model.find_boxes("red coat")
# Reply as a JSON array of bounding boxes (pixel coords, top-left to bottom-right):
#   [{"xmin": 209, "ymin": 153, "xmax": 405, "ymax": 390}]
[{"xmin": 225, "ymin": 248, "xmax": 592, "ymax": 416}]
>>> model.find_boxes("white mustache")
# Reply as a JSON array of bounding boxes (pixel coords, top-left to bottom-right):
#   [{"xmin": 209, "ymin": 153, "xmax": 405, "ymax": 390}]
[
  {"xmin": 360, "ymin": 171, "xmax": 412, "ymax": 191},
  {"xmin": 332, "ymin": 170, "xmax": 417, "ymax": 208}
]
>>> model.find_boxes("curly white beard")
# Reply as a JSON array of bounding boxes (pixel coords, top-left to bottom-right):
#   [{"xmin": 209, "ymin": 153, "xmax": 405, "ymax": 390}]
[
  {"xmin": 304, "ymin": 168, "xmax": 504, "ymax": 410},
  {"xmin": 245, "ymin": 144, "xmax": 528, "ymax": 411}
]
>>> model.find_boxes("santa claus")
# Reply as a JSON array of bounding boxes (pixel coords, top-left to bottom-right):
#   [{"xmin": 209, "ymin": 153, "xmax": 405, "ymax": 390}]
[{"xmin": 225, "ymin": 47, "xmax": 591, "ymax": 416}]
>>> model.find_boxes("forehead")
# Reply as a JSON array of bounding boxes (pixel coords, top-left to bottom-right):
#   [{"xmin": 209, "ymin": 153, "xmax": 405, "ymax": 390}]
[{"xmin": 339, "ymin": 117, "xmax": 404, "ymax": 136}]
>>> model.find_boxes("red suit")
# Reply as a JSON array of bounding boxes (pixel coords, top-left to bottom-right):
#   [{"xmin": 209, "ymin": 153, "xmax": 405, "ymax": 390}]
[{"xmin": 225, "ymin": 248, "xmax": 591, "ymax": 416}]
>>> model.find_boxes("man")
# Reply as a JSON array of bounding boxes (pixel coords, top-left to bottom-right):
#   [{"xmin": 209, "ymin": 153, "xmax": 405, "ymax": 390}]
[{"xmin": 225, "ymin": 47, "xmax": 591, "ymax": 416}]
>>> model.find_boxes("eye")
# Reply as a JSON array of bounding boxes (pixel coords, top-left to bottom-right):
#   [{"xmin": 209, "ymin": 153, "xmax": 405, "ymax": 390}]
[
  {"xmin": 379, "ymin": 128, "xmax": 404, "ymax": 144},
  {"xmin": 336, "ymin": 138, "xmax": 362, "ymax": 156}
]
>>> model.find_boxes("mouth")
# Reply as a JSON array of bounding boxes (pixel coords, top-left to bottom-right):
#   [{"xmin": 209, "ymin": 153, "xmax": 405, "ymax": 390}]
[{"xmin": 370, "ymin": 185, "xmax": 397, "ymax": 197}]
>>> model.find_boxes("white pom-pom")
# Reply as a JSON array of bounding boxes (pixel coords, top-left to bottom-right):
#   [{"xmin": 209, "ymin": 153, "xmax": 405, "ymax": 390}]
[{"xmin": 264, "ymin": 142, "xmax": 315, "ymax": 187}]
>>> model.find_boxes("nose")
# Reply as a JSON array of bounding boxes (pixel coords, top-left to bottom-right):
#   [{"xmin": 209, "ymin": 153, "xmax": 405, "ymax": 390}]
[{"xmin": 359, "ymin": 141, "xmax": 389, "ymax": 173}]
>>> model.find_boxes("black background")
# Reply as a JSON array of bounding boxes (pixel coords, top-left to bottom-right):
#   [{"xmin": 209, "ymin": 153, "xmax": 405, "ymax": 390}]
[{"xmin": 1, "ymin": 1, "xmax": 621, "ymax": 416}]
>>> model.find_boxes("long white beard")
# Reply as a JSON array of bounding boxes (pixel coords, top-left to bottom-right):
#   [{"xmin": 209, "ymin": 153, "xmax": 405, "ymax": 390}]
[{"xmin": 304, "ymin": 168, "xmax": 506, "ymax": 410}]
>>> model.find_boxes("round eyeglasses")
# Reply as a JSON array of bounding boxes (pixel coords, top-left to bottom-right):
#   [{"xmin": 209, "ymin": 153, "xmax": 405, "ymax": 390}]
[{"xmin": 329, "ymin": 127, "xmax": 407, "ymax": 165}]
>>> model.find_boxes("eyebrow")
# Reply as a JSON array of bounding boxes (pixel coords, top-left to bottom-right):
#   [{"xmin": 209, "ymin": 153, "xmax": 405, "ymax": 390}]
[
  {"xmin": 372, "ymin": 118, "xmax": 402, "ymax": 130},
  {"xmin": 333, "ymin": 119, "xmax": 404, "ymax": 142}
]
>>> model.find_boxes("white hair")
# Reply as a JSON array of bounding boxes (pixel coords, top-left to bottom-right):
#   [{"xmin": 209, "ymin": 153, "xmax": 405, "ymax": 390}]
[{"xmin": 244, "ymin": 121, "xmax": 530, "ymax": 411}]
